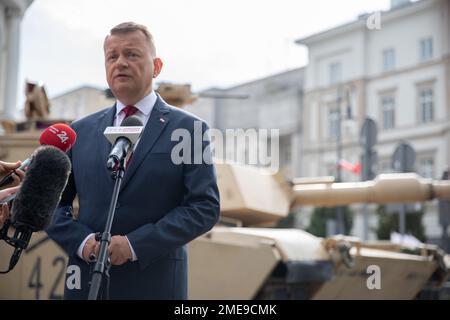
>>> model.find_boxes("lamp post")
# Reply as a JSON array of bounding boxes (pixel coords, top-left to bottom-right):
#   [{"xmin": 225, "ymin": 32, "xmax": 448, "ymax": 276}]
[
  {"xmin": 360, "ymin": 117, "xmax": 378, "ymax": 241},
  {"xmin": 335, "ymin": 86, "xmax": 353, "ymax": 235}
]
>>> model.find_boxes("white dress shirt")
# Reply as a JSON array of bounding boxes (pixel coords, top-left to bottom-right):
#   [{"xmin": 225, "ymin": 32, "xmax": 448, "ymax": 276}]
[
  {"xmin": 114, "ymin": 90, "xmax": 157, "ymax": 128},
  {"xmin": 77, "ymin": 91, "xmax": 157, "ymax": 262}
]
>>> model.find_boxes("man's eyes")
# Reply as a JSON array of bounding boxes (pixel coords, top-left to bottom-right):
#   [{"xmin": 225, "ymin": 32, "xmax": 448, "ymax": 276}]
[
  {"xmin": 107, "ymin": 54, "xmax": 118, "ymax": 61},
  {"xmin": 128, "ymin": 52, "xmax": 140, "ymax": 58},
  {"xmin": 106, "ymin": 52, "xmax": 140, "ymax": 61}
]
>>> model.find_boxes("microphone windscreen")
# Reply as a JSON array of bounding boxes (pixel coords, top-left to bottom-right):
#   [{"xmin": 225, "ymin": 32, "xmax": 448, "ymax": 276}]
[
  {"xmin": 121, "ymin": 115, "xmax": 143, "ymax": 127},
  {"xmin": 39, "ymin": 123, "xmax": 77, "ymax": 153},
  {"xmin": 11, "ymin": 146, "xmax": 71, "ymax": 231}
]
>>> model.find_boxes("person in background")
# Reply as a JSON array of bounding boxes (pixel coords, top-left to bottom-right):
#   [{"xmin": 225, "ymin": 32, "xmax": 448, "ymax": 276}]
[{"xmin": 0, "ymin": 161, "xmax": 24, "ymax": 228}]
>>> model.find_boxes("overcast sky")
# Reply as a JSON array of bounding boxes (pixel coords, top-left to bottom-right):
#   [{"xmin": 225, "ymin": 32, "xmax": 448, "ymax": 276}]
[{"xmin": 17, "ymin": 0, "xmax": 393, "ymax": 105}]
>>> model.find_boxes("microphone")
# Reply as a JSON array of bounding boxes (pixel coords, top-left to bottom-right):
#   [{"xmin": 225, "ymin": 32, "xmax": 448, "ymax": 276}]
[
  {"xmin": 104, "ymin": 116, "xmax": 143, "ymax": 170},
  {"xmin": 0, "ymin": 123, "xmax": 76, "ymax": 188},
  {"xmin": 0, "ymin": 145, "xmax": 71, "ymax": 273}
]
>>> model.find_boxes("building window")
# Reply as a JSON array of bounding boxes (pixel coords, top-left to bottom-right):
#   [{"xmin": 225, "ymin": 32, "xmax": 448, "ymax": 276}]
[
  {"xmin": 418, "ymin": 87, "xmax": 434, "ymax": 123},
  {"xmin": 328, "ymin": 108, "xmax": 340, "ymax": 139},
  {"xmin": 418, "ymin": 157, "xmax": 434, "ymax": 179},
  {"xmin": 382, "ymin": 48, "xmax": 395, "ymax": 72},
  {"xmin": 419, "ymin": 37, "xmax": 433, "ymax": 62},
  {"xmin": 329, "ymin": 62, "xmax": 342, "ymax": 85},
  {"xmin": 381, "ymin": 95, "xmax": 395, "ymax": 130}
]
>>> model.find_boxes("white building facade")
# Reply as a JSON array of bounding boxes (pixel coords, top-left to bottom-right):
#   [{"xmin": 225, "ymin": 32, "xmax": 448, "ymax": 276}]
[
  {"xmin": 186, "ymin": 68, "xmax": 304, "ymax": 178},
  {"xmin": 50, "ymin": 85, "xmax": 115, "ymax": 121},
  {"xmin": 296, "ymin": 0, "xmax": 450, "ymax": 242}
]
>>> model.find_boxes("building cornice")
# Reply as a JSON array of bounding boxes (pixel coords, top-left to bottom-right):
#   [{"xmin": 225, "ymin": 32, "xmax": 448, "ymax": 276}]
[
  {"xmin": 295, "ymin": 0, "xmax": 441, "ymax": 46},
  {"xmin": 304, "ymin": 54, "xmax": 450, "ymax": 97},
  {"xmin": 51, "ymin": 85, "xmax": 108, "ymax": 100},
  {"xmin": 302, "ymin": 120, "xmax": 450, "ymax": 154},
  {"xmin": 206, "ymin": 67, "xmax": 305, "ymax": 93}
]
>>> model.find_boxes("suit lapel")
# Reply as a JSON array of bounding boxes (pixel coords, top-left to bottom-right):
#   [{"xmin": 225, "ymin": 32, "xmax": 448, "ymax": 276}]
[
  {"xmin": 120, "ymin": 96, "xmax": 171, "ymax": 191},
  {"xmin": 96, "ymin": 105, "xmax": 117, "ymax": 182}
]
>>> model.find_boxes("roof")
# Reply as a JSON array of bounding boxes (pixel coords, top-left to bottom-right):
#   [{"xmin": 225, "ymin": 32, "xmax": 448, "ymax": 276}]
[
  {"xmin": 50, "ymin": 84, "xmax": 108, "ymax": 100},
  {"xmin": 199, "ymin": 67, "xmax": 305, "ymax": 94},
  {"xmin": 295, "ymin": 0, "xmax": 437, "ymax": 46}
]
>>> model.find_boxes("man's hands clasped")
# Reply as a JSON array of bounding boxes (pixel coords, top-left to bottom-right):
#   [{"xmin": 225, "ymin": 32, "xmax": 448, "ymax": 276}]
[{"xmin": 82, "ymin": 234, "xmax": 133, "ymax": 266}]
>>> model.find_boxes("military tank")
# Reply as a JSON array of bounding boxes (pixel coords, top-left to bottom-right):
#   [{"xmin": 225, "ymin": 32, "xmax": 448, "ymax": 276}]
[
  {"xmin": 160, "ymin": 83, "xmax": 450, "ymax": 300},
  {"xmin": 189, "ymin": 163, "xmax": 450, "ymax": 299},
  {"xmin": 0, "ymin": 83, "xmax": 449, "ymax": 299}
]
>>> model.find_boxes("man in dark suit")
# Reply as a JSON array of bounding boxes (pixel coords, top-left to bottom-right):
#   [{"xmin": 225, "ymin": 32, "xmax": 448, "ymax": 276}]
[{"xmin": 46, "ymin": 22, "xmax": 220, "ymax": 299}]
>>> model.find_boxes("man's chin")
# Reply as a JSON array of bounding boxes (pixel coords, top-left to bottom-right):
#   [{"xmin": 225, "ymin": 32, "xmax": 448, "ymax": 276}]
[
  {"xmin": 111, "ymin": 88, "xmax": 141, "ymax": 103},
  {"xmin": 111, "ymin": 85, "xmax": 133, "ymax": 96}
]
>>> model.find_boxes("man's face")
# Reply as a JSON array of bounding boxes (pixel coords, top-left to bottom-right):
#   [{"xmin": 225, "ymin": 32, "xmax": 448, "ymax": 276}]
[{"xmin": 104, "ymin": 31, "xmax": 162, "ymax": 105}]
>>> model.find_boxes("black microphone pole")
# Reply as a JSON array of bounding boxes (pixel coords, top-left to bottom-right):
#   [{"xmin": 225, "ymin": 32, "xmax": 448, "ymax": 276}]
[{"xmin": 88, "ymin": 157, "xmax": 126, "ymax": 300}]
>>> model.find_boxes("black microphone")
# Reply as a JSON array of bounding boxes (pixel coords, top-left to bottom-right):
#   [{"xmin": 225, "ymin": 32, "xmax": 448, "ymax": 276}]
[
  {"xmin": 0, "ymin": 145, "xmax": 71, "ymax": 273},
  {"xmin": 104, "ymin": 116, "xmax": 144, "ymax": 170}
]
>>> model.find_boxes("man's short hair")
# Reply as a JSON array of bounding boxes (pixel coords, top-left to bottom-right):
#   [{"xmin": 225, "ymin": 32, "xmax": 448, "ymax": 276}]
[{"xmin": 105, "ymin": 22, "xmax": 157, "ymax": 56}]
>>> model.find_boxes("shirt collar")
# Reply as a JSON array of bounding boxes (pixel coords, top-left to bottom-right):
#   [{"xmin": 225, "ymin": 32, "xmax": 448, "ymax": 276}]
[{"xmin": 115, "ymin": 90, "xmax": 157, "ymax": 117}]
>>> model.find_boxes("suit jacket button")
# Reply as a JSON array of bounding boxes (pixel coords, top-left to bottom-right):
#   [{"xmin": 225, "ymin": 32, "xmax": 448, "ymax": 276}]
[{"xmin": 116, "ymin": 203, "xmax": 121, "ymax": 209}]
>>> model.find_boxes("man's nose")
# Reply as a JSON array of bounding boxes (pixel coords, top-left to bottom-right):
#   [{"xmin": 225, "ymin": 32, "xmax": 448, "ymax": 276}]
[{"xmin": 116, "ymin": 54, "xmax": 128, "ymax": 68}]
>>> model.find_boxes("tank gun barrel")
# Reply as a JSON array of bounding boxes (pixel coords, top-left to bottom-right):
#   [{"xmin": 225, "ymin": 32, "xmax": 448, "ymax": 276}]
[
  {"xmin": 433, "ymin": 180, "xmax": 450, "ymax": 200},
  {"xmin": 216, "ymin": 162, "xmax": 450, "ymax": 226},
  {"xmin": 292, "ymin": 173, "xmax": 450, "ymax": 208}
]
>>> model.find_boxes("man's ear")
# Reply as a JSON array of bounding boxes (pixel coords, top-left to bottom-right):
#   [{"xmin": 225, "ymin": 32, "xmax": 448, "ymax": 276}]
[{"xmin": 153, "ymin": 58, "xmax": 163, "ymax": 78}]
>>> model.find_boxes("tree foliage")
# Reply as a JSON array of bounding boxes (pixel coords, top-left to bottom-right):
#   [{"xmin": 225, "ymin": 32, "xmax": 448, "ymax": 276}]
[
  {"xmin": 306, "ymin": 206, "xmax": 353, "ymax": 237},
  {"xmin": 375, "ymin": 205, "xmax": 426, "ymax": 242}
]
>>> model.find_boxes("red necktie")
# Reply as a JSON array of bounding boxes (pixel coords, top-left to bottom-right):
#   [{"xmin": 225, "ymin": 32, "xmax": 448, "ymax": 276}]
[
  {"xmin": 121, "ymin": 105, "xmax": 139, "ymax": 123},
  {"xmin": 121, "ymin": 105, "xmax": 139, "ymax": 168}
]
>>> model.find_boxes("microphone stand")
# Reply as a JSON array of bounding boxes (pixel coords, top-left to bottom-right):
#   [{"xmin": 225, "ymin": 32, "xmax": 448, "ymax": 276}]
[{"xmin": 87, "ymin": 157, "xmax": 125, "ymax": 300}]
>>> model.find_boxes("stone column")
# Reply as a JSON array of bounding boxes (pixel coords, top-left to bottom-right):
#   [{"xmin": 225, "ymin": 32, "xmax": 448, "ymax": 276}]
[
  {"xmin": 3, "ymin": 7, "xmax": 22, "ymax": 120},
  {"xmin": 0, "ymin": 4, "xmax": 6, "ymax": 118}
]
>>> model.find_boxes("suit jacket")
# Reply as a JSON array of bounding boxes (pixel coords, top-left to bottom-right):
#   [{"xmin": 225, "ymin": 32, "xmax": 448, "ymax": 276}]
[{"xmin": 46, "ymin": 95, "xmax": 220, "ymax": 299}]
